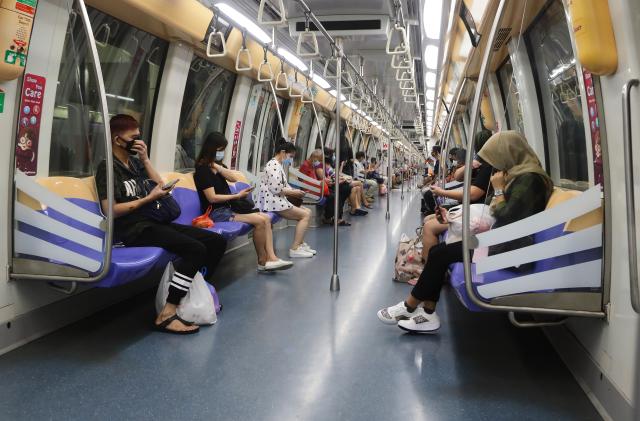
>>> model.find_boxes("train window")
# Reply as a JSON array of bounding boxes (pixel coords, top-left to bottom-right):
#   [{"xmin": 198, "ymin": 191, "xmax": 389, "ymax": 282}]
[
  {"xmin": 257, "ymin": 95, "xmax": 288, "ymax": 172},
  {"xmin": 353, "ymin": 131, "xmax": 363, "ymax": 154},
  {"xmin": 50, "ymin": 8, "xmax": 167, "ymax": 176},
  {"xmin": 314, "ymin": 112, "xmax": 330, "ymax": 150},
  {"xmin": 294, "ymin": 104, "xmax": 314, "ymax": 166},
  {"xmin": 497, "ymin": 60, "xmax": 525, "ymax": 134},
  {"xmin": 175, "ymin": 57, "xmax": 236, "ymax": 171},
  {"xmin": 526, "ymin": 0, "xmax": 589, "ymax": 187},
  {"xmin": 366, "ymin": 137, "xmax": 377, "ymax": 158}
]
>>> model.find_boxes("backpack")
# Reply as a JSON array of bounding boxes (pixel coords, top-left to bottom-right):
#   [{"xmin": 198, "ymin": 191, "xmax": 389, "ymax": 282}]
[{"xmin": 393, "ymin": 227, "xmax": 425, "ymax": 284}]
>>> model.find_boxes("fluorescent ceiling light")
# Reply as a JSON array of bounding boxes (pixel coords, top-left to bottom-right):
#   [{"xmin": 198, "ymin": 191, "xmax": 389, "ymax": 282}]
[
  {"xmin": 311, "ymin": 74, "xmax": 331, "ymax": 89},
  {"xmin": 216, "ymin": 3, "xmax": 271, "ymax": 44},
  {"xmin": 424, "ymin": 45, "xmax": 439, "ymax": 70},
  {"xmin": 423, "ymin": 0, "xmax": 443, "ymax": 39},
  {"xmin": 426, "ymin": 101, "xmax": 434, "ymax": 110},
  {"xmin": 425, "ymin": 71, "xmax": 436, "ymax": 88},
  {"xmin": 426, "ymin": 89, "xmax": 435, "ymax": 100},
  {"xmin": 277, "ymin": 47, "xmax": 308, "ymax": 71}
]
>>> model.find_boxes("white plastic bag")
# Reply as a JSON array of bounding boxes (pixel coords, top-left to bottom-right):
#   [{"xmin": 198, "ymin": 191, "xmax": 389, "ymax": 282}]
[
  {"xmin": 446, "ymin": 204, "xmax": 495, "ymax": 244},
  {"xmin": 155, "ymin": 262, "xmax": 217, "ymax": 326}
]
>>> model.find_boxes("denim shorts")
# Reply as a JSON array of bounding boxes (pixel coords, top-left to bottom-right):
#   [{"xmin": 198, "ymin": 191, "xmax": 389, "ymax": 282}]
[{"xmin": 211, "ymin": 206, "xmax": 234, "ymax": 222}]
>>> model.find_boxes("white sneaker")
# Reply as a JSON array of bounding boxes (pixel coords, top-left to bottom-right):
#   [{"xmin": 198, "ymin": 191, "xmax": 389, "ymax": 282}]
[
  {"xmin": 377, "ymin": 301, "xmax": 416, "ymax": 325},
  {"xmin": 397, "ymin": 308, "xmax": 440, "ymax": 333},
  {"xmin": 301, "ymin": 242, "xmax": 317, "ymax": 255},
  {"xmin": 289, "ymin": 247, "xmax": 314, "ymax": 258},
  {"xmin": 265, "ymin": 259, "xmax": 294, "ymax": 271},
  {"xmin": 257, "ymin": 264, "xmax": 266, "ymax": 272}
]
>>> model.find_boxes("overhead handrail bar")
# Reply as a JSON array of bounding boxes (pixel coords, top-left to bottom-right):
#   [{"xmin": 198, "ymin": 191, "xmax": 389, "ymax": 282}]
[
  {"xmin": 10, "ymin": 0, "xmax": 114, "ymax": 283},
  {"xmin": 292, "ymin": 0, "xmax": 416, "ymax": 153},
  {"xmin": 275, "ymin": 59, "xmax": 289, "ymax": 90},
  {"xmin": 235, "ymin": 29, "xmax": 252, "ymax": 72},
  {"xmin": 622, "ymin": 78, "xmax": 640, "ymax": 313},
  {"xmin": 258, "ymin": 0, "xmax": 286, "ymax": 26},
  {"xmin": 460, "ymin": 0, "xmax": 604, "ymax": 318},
  {"xmin": 206, "ymin": 9, "xmax": 227, "ymax": 58},
  {"xmin": 297, "ymin": 12, "xmax": 320, "ymax": 57},
  {"xmin": 258, "ymin": 44, "xmax": 274, "ymax": 82}
]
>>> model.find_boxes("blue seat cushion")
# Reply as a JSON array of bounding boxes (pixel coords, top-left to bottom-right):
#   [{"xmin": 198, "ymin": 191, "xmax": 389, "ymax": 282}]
[{"xmin": 96, "ymin": 247, "xmax": 173, "ymax": 288}]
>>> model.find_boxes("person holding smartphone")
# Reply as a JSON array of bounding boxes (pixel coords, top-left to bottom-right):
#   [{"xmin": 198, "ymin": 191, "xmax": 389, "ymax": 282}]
[
  {"xmin": 194, "ymin": 132, "xmax": 292, "ymax": 272},
  {"xmin": 95, "ymin": 115, "xmax": 227, "ymax": 335}
]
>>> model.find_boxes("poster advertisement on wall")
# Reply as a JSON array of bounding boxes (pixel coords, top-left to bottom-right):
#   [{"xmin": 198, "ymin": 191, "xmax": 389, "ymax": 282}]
[
  {"xmin": 230, "ymin": 120, "xmax": 242, "ymax": 169},
  {"xmin": 582, "ymin": 70, "xmax": 603, "ymax": 189},
  {"xmin": 15, "ymin": 73, "xmax": 46, "ymax": 176}
]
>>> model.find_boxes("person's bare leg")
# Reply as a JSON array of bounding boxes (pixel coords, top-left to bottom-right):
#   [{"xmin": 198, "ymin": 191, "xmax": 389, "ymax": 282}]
[
  {"xmin": 234, "ymin": 213, "xmax": 269, "ymax": 265},
  {"xmin": 421, "ymin": 218, "xmax": 448, "ymax": 262},
  {"xmin": 260, "ymin": 213, "xmax": 279, "ymax": 261},
  {"xmin": 278, "ymin": 207, "xmax": 310, "ymax": 249},
  {"xmin": 156, "ymin": 303, "xmax": 198, "ymax": 332}
]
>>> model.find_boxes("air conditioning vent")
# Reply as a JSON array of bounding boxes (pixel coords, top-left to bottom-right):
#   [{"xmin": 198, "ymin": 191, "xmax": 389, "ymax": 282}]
[
  {"xmin": 289, "ymin": 15, "xmax": 389, "ymax": 37},
  {"xmin": 492, "ymin": 28, "xmax": 512, "ymax": 51}
]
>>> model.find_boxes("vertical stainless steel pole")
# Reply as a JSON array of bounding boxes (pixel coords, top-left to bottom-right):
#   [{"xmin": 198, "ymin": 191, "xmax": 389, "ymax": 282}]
[
  {"xmin": 386, "ymin": 143, "xmax": 392, "ymax": 219},
  {"xmin": 268, "ymin": 81, "xmax": 286, "ymax": 135},
  {"xmin": 400, "ymin": 157, "xmax": 404, "ymax": 200},
  {"xmin": 330, "ymin": 38, "xmax": 342, "ymax": 292}
]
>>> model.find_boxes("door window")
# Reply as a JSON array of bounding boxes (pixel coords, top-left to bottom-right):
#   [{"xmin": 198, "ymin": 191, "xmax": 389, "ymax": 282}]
[
  {"xmin": 497, "ymin": 60, "xmax": 525, "ymax": 135},
  {"xmin": 294, "ymin": 104, "xmax": 314, "ymax": 166},
  {"xmin": 527, "ymin": 0, "xmax": 589, "ymax": 187},
  {"xmin": 175, "ymin": 57, "xmax": 236, "ymax": 171},
  {"xmin": 50, "ymin": 8, "xmax": 168, "ymax": 176}
]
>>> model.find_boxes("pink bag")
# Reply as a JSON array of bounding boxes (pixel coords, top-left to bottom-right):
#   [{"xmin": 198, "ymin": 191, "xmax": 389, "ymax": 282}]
[
  {"xmin": 379, "ymin": 184, "xmax": 388, "ymax": 196},
  {"xmin": 393, "ymin": 228, "xmax": 425, "ymax": 283}
]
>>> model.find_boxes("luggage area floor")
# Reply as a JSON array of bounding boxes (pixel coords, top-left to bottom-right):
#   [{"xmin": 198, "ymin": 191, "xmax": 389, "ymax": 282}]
[{"xmin": 0, "ymin": 190, "xmax": 601, "ymax": 420}]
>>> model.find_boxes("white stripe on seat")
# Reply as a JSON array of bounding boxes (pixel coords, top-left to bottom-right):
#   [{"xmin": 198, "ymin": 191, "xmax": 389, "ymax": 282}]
[
  {"xmin": 15, "ymin": 172, "xmax": 104, "ymax": 228},
  {"xmin": 14, "ymin": 230, "xmax": 102, "ymax": 273},
  {"xmin": 15, "ymin": 202, "xmax": 104, "ymax": 252},
  {"xmin": 476, "ymin": 259, "xmax": 602, "ymax": 299},
  {"xmin": 476, "ymin": 186, "xmax": 601, "ymax": 248},
  {"xmin": 476, "ymin": 224, "xmax": 602, "ymax": 274}
]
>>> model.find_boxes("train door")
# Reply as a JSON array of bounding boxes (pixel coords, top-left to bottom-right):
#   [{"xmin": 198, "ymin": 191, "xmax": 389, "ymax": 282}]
[{"xmin": 293, "ymin": 103, "xmax": 313, "ymax": 166}]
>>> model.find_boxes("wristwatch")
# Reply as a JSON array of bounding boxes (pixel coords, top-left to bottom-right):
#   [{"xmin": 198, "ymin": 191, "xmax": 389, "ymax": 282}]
[{"xmin": 493, "ymin": 189, "xmax": 504, "ymax": 197}]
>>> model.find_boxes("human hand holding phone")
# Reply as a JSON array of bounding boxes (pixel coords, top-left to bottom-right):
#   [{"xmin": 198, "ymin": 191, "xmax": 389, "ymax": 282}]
[{"xmin": 162, "ymin": 179, "xmax": 179, "ymax": 191}]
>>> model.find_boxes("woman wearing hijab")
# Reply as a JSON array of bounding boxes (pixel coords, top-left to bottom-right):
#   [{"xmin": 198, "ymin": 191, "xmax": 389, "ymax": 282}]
[{"xmin": 377, "ymin": 131, "xmax": 553, "ymax": 333}]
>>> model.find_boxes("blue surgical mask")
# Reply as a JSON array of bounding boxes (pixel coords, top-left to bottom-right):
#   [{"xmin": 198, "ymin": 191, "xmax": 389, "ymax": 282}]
[
  {"xmin": 312, "ymin": 160, "xmax": 320, "ymax": 166},
  {"xmin": 215, "ymin": 151, "xmax": 225, "ymax": 161},
  {"xmin": 283, "ymin": 157, "xmax": 293, "ymax": 165}
]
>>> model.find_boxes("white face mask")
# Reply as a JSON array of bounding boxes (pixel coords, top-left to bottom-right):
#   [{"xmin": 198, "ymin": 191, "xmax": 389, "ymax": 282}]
[
  {"xmin": 452, "ymin": 160, "xmax": 458, "ymax": 166},
  {"xmin": 215, "ymin": 151, "xmax": 225, "ymax": 161}
]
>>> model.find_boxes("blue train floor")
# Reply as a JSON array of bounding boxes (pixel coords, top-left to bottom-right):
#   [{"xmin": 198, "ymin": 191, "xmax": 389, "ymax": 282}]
[{"xmin": 0, "ymin": 189, "xmax": 601, "ymax": 420}]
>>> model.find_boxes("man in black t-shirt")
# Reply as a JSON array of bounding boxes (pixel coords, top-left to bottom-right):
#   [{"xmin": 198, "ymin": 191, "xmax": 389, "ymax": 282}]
[{"xmin": 95, "ymin": 114, "xmax": 227, "ymax": 335}]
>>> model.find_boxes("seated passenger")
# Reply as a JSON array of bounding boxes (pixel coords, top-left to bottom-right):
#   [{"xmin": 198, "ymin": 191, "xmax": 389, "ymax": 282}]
[
  {"xmin": 96, "ymin": 114, "xmax": 227, "ymax": 335},
  {"xmin": 340, "ymin": 149, "xmax": 369, "ymax": 215},
  {"xmin": 366, "ymin": 157, "xmax": 385, "ymax": 185},
  {"xmin": 355, "ymin": 151, "xmax": 378, "ymax": 203},
  {"xmin": 377, "ymin": 131, "xmax": 553, "ymax": 333},
  {"xmin": 193, "ymin": 132, "xmax": 292, "ymax": 272},
  {"xmin": 254, "ymin": 139, "xmax": 316, "ymax": 258},
  {"xmin": 301, "ymin": 149, "xmax": 351, "ymax": 226}
]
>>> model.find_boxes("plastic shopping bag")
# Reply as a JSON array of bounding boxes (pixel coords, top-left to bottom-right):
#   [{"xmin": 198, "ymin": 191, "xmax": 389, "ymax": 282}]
[{"xmin": 155, "ymin": 262, "xmax": 217, "ymax": 325}]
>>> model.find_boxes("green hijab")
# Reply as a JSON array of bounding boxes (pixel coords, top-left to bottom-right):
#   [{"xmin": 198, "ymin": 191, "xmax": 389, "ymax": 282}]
[{"xmin": 477, "ymin": 131, "xmax": 553, "ymax": 191}]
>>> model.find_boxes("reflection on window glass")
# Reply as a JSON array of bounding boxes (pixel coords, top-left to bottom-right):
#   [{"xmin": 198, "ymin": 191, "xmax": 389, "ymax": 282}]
[
  {"xmin": 366, "ymin": 137, "xmax": 378, "ymax": 158},
  {"xmin": 314, "ymin": 112, "xmax": 329, "ymax": 150},
  {"xmin": 353, "ymin": 131, "xmax": 363, "ymax": 154},
  {"xmin": 294, "ymin": 104, "xmax": 313, "ymax": 166},
  {"xmin": 527, "ymin": 0, "xmax": 588, "ymax": 186},
  {"xmin": 175, "ymin": 57, "xmax": 236, "ymax": 171},
  {"xmin": 50, "ymin": 7, "xmax": 168, "ymax": 176},
  {"xmin": 497, "ymin": 60, "xmax": 525, "ymax": 135},
  {"xmin": 258, "ymin": 95, "xmax": 287, "ymax": 172}
]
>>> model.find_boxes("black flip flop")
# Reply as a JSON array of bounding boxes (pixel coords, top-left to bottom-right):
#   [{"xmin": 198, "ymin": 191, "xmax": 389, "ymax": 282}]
[{"xmin": 154, "ymin": 314, "xmax": 200, "ymax": 335}]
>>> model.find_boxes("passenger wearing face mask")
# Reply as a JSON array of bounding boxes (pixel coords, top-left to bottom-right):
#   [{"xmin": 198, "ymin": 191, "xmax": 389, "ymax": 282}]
[
  {"xmin": 95, "ymin": 115, "xmax": 227, "ymax": 335},
  {"xmin": 194, "ymin": 132, "xmax": 292, "ymax": 272},
  {"xmin": 355, "ymin": 151, "xmax": 378, "ymax": 203},
  {"xmin": 255, "ymin": 139, "xmax": 315, "ymax": 258}
]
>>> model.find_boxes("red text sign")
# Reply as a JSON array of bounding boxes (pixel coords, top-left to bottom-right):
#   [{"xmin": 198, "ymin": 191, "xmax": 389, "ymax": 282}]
[{"xmin": 230, "ymin": 120, "xmax": 242, "ymax": 169}]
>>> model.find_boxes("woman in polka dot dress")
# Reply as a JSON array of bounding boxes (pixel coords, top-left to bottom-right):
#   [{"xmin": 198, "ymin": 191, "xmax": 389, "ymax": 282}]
[{"xmin": 254, "ymin": 139, "xmax": 316, "ymax": 258}]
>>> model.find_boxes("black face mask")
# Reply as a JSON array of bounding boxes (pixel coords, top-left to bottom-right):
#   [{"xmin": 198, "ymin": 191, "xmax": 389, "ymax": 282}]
[{"xmin": 120, "ymin": 135, "xmax": 140, "ymax": 155}]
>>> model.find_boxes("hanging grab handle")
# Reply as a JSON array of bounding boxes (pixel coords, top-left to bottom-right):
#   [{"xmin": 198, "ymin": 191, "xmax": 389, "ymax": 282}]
[
  {"xmin": 289, "ymin": 71, "xmax": 303, "ymax": 98},
  {"xmin": 302, "ymin": 78, "xmax": 314, "ymax": 103},
  {"xmin": 258, "ymin": 44, "xmax": 274, "ymax": 82},
  {"xmin": 324, "ymin": 47, "xmax": 338, "ymax": 80},
  {"xmin": 206, "ymin": 11, "xmax": 227, "ymax": 58},
  {"xmin": 258, "ymin": 0, "xmax": 285, "ymax": 26},
  {"xmin": 386, "ymin": 24, "xmax": 409, "ymax": 55},
  {"xmin": 275, "ymin": 59, "xmax": 289, "ymax": 90},
  {"xmin": 391, "ymin": 53, "xmax": 412, "ymax": 69},
  {"xmin": 297, "ymin": 13, "xmax": 319, "ymax": 57},
  {"xmin": 94, "ymin": 23, "xmax": 111, "ymax": 48},
  {"xmin": 235, "ymin": 29, "xmax": 252, "ymax": 72}
]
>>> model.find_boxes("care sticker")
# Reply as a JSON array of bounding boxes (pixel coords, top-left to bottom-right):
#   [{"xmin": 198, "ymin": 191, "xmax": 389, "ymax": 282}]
[{"xmin": 0, "ymin": 90, "xmax": 5, "ymax": 114}]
